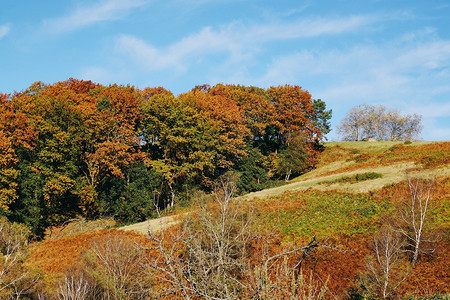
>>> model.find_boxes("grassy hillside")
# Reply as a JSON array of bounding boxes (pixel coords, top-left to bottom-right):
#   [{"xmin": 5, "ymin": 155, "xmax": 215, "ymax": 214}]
[
  {"xmin": 243, "ymin": 141, "xmax": 449, "ymax": 199},
  {"xmin": 25, "ymin": 141, "xmax": 450, "ymax": 299}
]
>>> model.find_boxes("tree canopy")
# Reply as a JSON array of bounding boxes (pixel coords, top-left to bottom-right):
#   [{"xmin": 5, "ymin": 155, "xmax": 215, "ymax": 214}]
[{"xmin": 0, "ymin": 79, "xmax": 329, "ymax": 235}]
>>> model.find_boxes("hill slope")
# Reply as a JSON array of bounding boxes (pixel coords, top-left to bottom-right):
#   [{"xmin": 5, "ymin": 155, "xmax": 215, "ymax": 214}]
[
  {"xmin": 243, "ymin": 141, "xmax": 449, "ymax": 199},
  {"xmin": 122, "ymin": 141, "xmax": 449, "ymax": 234},
  {"xmin": 26, "ymin": 141, "xmax": 450, "ymax": 298}
]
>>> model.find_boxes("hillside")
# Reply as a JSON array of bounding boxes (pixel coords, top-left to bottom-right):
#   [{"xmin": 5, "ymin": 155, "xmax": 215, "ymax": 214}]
[
  {"xmin": 243, "ymin": 141, "xmax": 449, "ymax": 198},
  {"xmin": 123, "ymin": 141, "xmax": 449, "ymax": 234},
  {"xmin": 24, "ymin": 141, "xmax": 450, "ymax": 299}
]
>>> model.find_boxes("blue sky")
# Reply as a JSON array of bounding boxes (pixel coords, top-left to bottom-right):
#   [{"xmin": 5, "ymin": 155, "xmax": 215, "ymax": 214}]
[{"xmin": 1, "ymin": 0, "xmax": 449, "ymax": 141}]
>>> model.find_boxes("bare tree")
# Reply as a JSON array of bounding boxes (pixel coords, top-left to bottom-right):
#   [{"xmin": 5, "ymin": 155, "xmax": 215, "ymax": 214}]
[
  {"xmin": 337, "ymin": 105, "xmax": 367, "ymax": 141},
  {"xmin": 337, "ymin": 104, "xmax": 422, "ymax": 141},
  {"xmin": 144, "ymin": 172, "xmax": 331, "ymax": 299},
  {"xmin": 385, "ymin": 111, "xmax": 422, "ymax": 141},
  {"xmin": 57, "ymin": 269, "xmax": 96, "ymax": 300},
  {"xmin": 362, "ymin": 225, "xmax": 407, "ymax": 299},
  {"xmin": 0, "ymin": 217, "xmax": 39, "ymax": 300},
  {"xmin": 88, "ymin": 232, "xmax": 152, "ymax": 299},
  {"xmin": 246, "ymin": 233, "xmax": 328, "ymax": 300},
  {"xmin": 145, "ymin": 172, "xmax": 251, "ymax": 299},
  {"xmin": 398, "ymin": 175, "xmax": 435, "ymax": 264}
]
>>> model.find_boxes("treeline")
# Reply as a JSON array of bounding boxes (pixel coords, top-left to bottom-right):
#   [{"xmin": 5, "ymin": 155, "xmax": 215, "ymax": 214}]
[{"xmin": 0, "ymin": 79, "xmax": 330, "ymax": 235}]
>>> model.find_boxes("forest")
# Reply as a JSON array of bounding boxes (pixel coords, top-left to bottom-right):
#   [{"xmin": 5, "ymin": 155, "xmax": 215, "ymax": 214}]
[{"xmin": 0, "ymin": 79, "xmax": 330, "ymax": 236}]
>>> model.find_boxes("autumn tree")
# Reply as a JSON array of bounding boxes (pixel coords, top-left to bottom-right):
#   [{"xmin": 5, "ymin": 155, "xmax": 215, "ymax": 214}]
[
  {"xmin": 208, "ymin": 84, "xmax": 277, "ymax": 148},
  {"xmin": 10, "ymin": 80, "xmax": 97, "ymax": 230},
  {"xmin": 140, "ymin": 88, "xmax": 249, "ymax": 205},
  {"xmin": 267, "ymin": 85, "xmax": 322, "ymax": 145},
  {"xmin": 209, "ymin": 84, "xmax": 324, "ymax": 184},
  {"xmin": 2, "ymin": 79, "xmax": 330, "ymax": 233},
  {"xmin": 0, "ymin": 93, "xmax": 35, "ymax": 211},
  {"xmin": 276, "ymin": 135, "xmax": 310, "ymax": 181},
  {"xmin": 8, "ymin": 79, "xmax": 147, "ymax": 232}
]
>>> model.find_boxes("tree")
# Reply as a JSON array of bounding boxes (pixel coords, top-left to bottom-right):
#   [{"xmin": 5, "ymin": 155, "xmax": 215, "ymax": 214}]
[
  {"xmin": 361, "ymin": 225, "xmax": 407, "ymax": 299},
  {"xmin": 384, "ymin": 110, "xmax": 422, "ymax": 141},
  {"xmin": 88, "ymin": 233, "xmax": 151, "ymax": 299},
  {"xmin": 0, "ymin": 218, "xmax": 38, "ymax": 299},
  {"xmin": 276, "ymin": 135, "xmax": 310, "ymax": 181},
  {"xmin": 337, "ymin": 104, "xmax": 423, "ymax": 141},
  {"xmin": 311, "ymin": 99, "xmax": 332, "ymax": 137},
  {"xmin": 0, "ymin": 132, "xmax": 20, "ymax": 210},
  {"xmin": 9, "ymin": 80, "xmax": 146, "ymax": 228},
  {"xmin": 337, "ymin": 105, "xmax": 366, "ymax": 141},
  {"xmin": 267, "ymin": 85, "xmax": 322, "ymax": 145},
  {"xmin": 235, "ymin": 147, "xmax": 270, "ymax": 193},
  {"xmin": 208, "ymin": 84, "xmax": 277, "ymax": 147},
  {"xmin": 0, "ymin": 93, "xmax": 35, "ymax": 210},
  {"xmin": 398, "ymin": 175, "xmax": 435, "ymax": 264},
  {"xmin": 145, "ymin": 174, "xmax": 329, "ymax": 299},
  {"xmin": 55, "ymin": 231, "xmax": 153, "ymax": 300},
  {"xmin": 140, "ymin": 89, "xmax": 249, "ymax": 206},
  {"xmin": 145, "ymin": 173, "xmax": 250, "ymax": 299}
]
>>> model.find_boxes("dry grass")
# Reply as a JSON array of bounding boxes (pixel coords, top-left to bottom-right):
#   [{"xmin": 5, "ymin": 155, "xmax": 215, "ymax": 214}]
[
  {"xmin": 324, "ymin": 141, "xmax": 435, "ymax": 154},
  {"xmin": 44, "ymin": 217, "xmax": 116, "ymax": 239},
  {"xmin": 120, "ymin": 212, "xmax": 189, "ymax": 234},
  {"xmin": 241, "ymin": 163, "xmax": 449, "ymax": 200}
]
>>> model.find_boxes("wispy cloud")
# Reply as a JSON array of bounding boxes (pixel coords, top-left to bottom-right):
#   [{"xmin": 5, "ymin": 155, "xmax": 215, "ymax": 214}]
[
  {"xmin": 42, "ymin": 0, "xmax": 147, "ymax": 35},
  {"xmin": 114, "ymin": 14, "xmax": 378, "ymax": 73},
  {"xmin": 0, "ymin": 25, "xmax": 10, "ymax": 39},
  {"xmin": 259, "ymin": 37, "xmax": 450, "ymax": 102}
]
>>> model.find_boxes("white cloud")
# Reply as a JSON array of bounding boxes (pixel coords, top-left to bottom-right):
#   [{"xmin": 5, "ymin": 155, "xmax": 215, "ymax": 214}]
[
  {"xmin": 42, "ymin": 0, "xmax": 147, "ymax": 34},
  {"xmin": 259, "ymin": 37, "xmax": 450, "ymax": 101},
  {"xmin": 254, "ymin": 33, "xmax": 450, "ymax": 141},
  {"xmin": 247, "ymin": 15, "xmax": 376, "ymax": 40},
  {"xmin": 113, "ymin": 14, "xmax": 379, "ymax": 75},
  {"xmin": 0, "ymin": 25, "xmax": 10, "ymax": 39}
]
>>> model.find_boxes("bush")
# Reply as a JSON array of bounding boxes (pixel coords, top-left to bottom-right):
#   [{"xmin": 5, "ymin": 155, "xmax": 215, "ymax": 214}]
[{"xmin": 320, "ymin": 172, "xmax": 383, "ymax": 185}]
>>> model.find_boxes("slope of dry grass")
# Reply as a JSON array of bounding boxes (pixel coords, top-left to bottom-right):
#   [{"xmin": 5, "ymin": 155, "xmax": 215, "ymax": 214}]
[{"xmin": 241, "ymin": 141, "xmax": 450, "ymax": 200}]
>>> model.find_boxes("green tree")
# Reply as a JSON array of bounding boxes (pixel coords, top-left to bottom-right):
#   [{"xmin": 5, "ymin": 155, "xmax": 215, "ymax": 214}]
[
  {"xmin": 312, "ymin": 99, "xmax": 332, "ymax": 136},
  {"xmin": 235, "ymin": 147, "xmax": 270, "ymax": 193},
  {"xmin": 276, "ymin": 135, "xmax": 310, "ymax": 181},
  {"xmin": 96, "ymin": 163, "xmax": 164, "ymax": 223}
]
